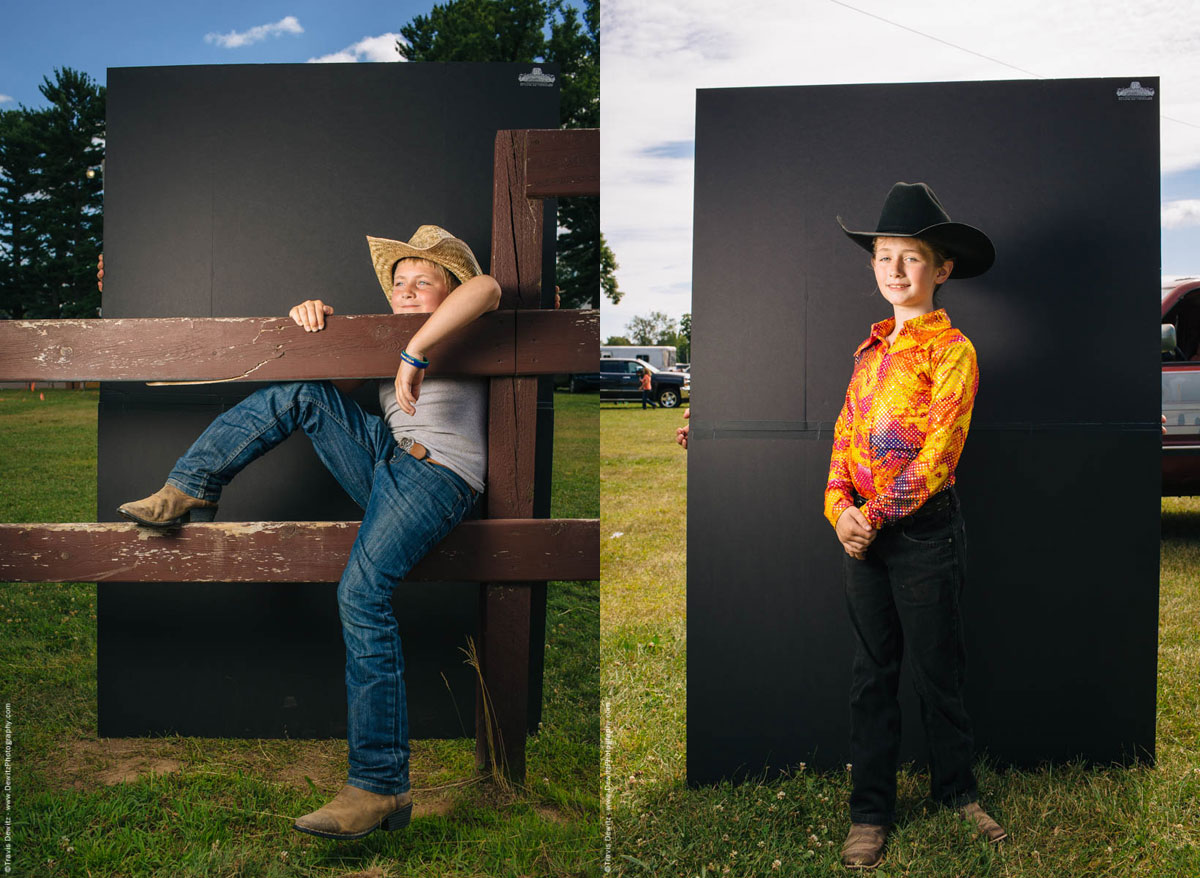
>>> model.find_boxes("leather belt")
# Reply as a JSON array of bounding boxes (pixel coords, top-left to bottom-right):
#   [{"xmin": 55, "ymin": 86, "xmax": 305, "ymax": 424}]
[
  {"xmin": 398, "ymin": 435, "xmax": 434, "ymax": 462},
  {"xmin": 398, "ymin": 436, "xmax": 477, "ymax": 495}
]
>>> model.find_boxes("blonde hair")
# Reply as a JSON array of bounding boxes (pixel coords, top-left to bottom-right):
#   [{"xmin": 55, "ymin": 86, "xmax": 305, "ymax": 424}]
[{"xmin": 392, "ymin": 257, "xmax": 460, "ymax": 292}]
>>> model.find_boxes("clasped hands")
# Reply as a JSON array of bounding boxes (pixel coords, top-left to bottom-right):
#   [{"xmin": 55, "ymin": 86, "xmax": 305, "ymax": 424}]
[{"xmin": 836, "ymin": 505, "xmax": 876, "ymax": 561}]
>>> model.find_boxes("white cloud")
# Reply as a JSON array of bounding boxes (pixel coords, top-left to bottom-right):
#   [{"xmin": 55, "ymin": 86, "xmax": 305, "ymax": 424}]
[
  {"xmin": 1163, "ymin": 200, "xmax": 1200, "ymax": 230},
  {"xmin": 205, "ymin": 16, "xmax": 303, "ymax": 49},
  {"xmin": 0, "ymin": 94, "xmax": 13, "ymax": 104},
  {"xmin": 308, "ymin": 33, "xmax": 405, "ymax": 64},
  {"xmin": 601, "ymin": 0, "xmax": 1200, "ymax": 337}
]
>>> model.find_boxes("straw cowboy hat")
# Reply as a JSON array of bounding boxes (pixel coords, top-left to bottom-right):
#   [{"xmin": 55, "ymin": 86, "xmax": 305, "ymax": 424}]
[
  {"xmin": 838, "ymin": 182, "xmax": 995, "ymax": 279},
  {"xmin": 366, "ymin": 225, "xmax": 483, "ymax": 299}
]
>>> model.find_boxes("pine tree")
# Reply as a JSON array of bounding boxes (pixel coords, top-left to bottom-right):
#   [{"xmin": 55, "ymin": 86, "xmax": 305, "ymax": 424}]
[
  {"xmin": 0, "ymin": 108, "xmax": 46, "ymax": 318},
  {"xmin": 0, "ymin": 67, "xmax": 105, "ymax": 318}
]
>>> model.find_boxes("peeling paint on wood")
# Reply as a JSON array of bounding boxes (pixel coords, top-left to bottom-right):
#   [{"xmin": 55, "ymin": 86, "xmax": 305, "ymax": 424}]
[
  {"xmin": 0, "ymin": 519, "xmax": 598, "ymax": 583},
  {"xmin": 0, "ymin": 310, "xmax": 597, "ymax": 382}
]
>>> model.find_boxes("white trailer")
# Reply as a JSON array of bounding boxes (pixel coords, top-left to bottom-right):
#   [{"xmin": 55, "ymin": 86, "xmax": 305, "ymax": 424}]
[{"xmin": 600, "ymin": 345, "xmax": 677, "ymax": 369}]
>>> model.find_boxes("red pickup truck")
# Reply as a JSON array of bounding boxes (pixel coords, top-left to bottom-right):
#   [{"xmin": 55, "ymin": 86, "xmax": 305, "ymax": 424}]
[{"xmin": 1162, "ymin": 277, "xmax": 1200, "ymax": 494}]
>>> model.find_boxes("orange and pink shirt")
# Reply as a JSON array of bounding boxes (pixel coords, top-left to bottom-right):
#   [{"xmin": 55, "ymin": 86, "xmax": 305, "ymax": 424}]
[{"xmin": 824, "ymin": 308, "xmax": 978, "ymax": 530}]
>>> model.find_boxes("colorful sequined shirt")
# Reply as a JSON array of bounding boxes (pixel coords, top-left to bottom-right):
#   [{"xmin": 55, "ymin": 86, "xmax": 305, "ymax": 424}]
[{"xmin": 824, "ymin": 309, "xmax": 978, "ymax": 530}]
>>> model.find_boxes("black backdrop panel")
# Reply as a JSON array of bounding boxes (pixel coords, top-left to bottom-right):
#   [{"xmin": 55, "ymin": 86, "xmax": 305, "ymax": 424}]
[
  {"xmin": 688, "ymin": 78, "xmax": 1160, "ymax": 784},
  {"xmin": 99, "ymin": 63, "xmax": 559, "ymax": 738}
]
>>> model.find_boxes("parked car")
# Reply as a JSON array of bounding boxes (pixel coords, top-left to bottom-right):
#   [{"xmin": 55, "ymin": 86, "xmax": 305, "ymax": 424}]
[
  {"xmin": 598, "ymin": 358, "xmax": 689, "ymax": 408},
  {"xmin": 565, "ymin": 370, "xmax": 602, "ymax": 393},
  {"xmin": 1161, "ymin": 277, "xmax": 1200, "ymax": 494}
]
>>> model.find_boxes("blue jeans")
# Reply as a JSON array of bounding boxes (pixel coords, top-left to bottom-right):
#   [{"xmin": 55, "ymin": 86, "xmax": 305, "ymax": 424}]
[
  {"xmin": 165, "ymin": 381, "xmax": 476, "ymax": 795},
  {"xmin": 842, "ymin": 488, "xmax": 978, "ymax": 825}
]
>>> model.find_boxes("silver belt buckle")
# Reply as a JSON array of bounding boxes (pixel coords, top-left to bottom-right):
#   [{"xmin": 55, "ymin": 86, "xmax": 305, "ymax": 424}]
[{"xmin": 398, "ymin": 436, "xmax": 414, "ymax": 453}]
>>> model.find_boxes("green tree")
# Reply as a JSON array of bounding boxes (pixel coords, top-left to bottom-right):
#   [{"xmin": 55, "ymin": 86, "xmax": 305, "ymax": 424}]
[
  {"xmin": 677, "ymin": 312, "xmax": 691, "ymax": 362},
  {"xmin": 600, "ymin": 230, "xmax": 620, "ymax": 304},
  {"xmin": 0, "ymin": 108, "xmax": 45, "ymax": 319},
  {"xmin": 398, "ymin": 0, "xmax": 600, "ymax": 308},
  {"xmin": 604, "ymin": 335, "xmax": 632, "ymax": 345},
  {"xmin": 398, "ymin": 0, "xmax": 596, "ymax": 127},
  {"xmin": 398, "ymin": 0, "xmax": 549, "ymax": 62},
  {"xmin": 545, "ymin": 0, "xmax": 597, "ymax": 130},
  {"xmin": 0, "ymin": 67, "xmax": 105, "ymax": 319},
  {"xmin": 625, "ymin": 311, "xmax": 677, "ymax": 346}
]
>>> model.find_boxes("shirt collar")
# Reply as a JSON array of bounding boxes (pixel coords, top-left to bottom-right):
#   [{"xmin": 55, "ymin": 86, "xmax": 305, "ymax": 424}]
[{"xmin": 854, "ymin": 308, "xmax": 952, "ymax": 356}]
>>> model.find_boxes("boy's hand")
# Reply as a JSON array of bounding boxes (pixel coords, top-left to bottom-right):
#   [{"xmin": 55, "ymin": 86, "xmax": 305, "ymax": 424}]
[
  {"xmin": 394, "ymin": 356, "xmax": 425, "ymax": 416},
  {"xmin": 675, "ymin": 408, "xmax": 690, "ymax": 449},
  {"xmin": 290, "ymin": 299, "xmax": 334, "ymax": 332},
  {"xmin": 836, "ymin": 506, "xmax": 876, "ymax": 558}
]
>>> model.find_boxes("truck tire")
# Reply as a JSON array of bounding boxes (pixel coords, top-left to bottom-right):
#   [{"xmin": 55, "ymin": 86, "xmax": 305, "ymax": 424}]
[{"xmin": 657, "ymin": 386, "xmax": 681, "ymax": 408}]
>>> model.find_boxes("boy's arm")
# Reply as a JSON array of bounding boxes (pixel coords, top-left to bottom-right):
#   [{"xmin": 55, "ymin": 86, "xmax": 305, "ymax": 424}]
[
  {"xmin": 858, "ymin": 339, "xmax": 978, "ymax": 528},
  {"xmin": 823, "ymin": 385, "xmax": 857, "ymax": 529},
  {"xmin": 826, "ymin": 386, "xmax": 876, "ymax": 557},
  {"xmin": 393, "ymin": 274, "xmax": 503, "ymax": 415}
]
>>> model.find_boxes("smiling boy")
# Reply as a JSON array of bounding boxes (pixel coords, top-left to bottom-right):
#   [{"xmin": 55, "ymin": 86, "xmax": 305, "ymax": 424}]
[
  {"xmin": 826, "ymin": 183, "xmax": 1005, "ymax": 869},
  {"xmin": 119, "ymin": 225, "xmax": 500, "ymax": 840}
]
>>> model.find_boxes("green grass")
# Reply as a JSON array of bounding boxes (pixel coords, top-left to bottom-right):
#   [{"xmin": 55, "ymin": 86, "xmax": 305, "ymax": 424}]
[
  {"xmin": 601, "ymin": 403, "xmax": 1200, "ymax": 877},
  {"xmin": 1, "ymin": 388, "xmax": 598, "ymax": 878}
]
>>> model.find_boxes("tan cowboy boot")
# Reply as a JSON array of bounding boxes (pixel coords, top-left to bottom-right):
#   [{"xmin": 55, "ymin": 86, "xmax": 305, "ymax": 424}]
[
  {"xmin": 959, "ymin": 801, "xmax": 1007, "ymax": 843},
  {"xmin": 117, "ymin": 483, "xmax": 217, "ymax": 527},
  {"xmin": 840, "ymin": 822, "xmax": 888, "ymax": 869},
  {"xmin": 292, "ymin": 784, "xmax": 413, "ymax": 840}
]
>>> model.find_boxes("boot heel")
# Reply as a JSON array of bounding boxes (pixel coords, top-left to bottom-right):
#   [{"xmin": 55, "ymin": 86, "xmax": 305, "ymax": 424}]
[
  {"xmin": 381, "ymin": 802, "xmax": 413, "ymax": 831},
  {"xmin": 186, "ymin": 506, "xmax": 218, "ymax": 523}
]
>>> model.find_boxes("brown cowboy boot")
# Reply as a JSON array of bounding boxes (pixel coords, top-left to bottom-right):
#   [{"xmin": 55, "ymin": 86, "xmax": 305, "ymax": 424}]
[
  {"xmin": 117, "ymin": 483, "xmax": 217, "ymax": 527},
  {"xmin": 292, "ymin": 784, "xmax": 414, "ymax": 840},
  {"xmin": 959, "ymin": 801, "xmax": 1007, "ymax": 843},
  {"xmin": 840, "ymin": 822, "xmax": 888, "ymax": 869}
]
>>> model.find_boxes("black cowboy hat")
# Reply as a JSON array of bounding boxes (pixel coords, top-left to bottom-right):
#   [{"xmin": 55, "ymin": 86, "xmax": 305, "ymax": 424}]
[{"xmin": 837, "ymin": 182, "xmax": 995, "ymax": 279}]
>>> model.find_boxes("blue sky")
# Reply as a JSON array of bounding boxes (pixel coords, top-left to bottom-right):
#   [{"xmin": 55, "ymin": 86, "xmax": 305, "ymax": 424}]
[
  {"xmin": 1162, "ymin": 163, "xmax": 1200, "ymax": 280},
  {"xmin": 0, "ymin": 1, "xmax": 437, "ymax": 109},
  {"xmin": 1, "ymin": 0, "xmax": 592, "ymax": 109}
]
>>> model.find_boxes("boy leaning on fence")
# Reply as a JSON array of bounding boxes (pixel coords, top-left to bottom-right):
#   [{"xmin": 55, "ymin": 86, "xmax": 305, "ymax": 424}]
[{"xmin": 117, "ymin": 225, "xmax": 500, "ymax": 840}]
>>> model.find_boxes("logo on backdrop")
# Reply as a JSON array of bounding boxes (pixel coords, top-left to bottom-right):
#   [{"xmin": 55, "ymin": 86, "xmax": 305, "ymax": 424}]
[
  {"xmin": 1116, "ymin": 81, "xmax": 1155, "ymax": 101},
  {"xmin": 518, "ymin": 67, "xmax": 556, "ymax": 87}
]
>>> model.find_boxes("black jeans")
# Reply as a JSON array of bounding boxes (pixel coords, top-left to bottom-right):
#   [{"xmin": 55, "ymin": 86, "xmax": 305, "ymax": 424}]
[{"xmin": 843, "ymin": 487, "xmax": 978, "ymax": 825}]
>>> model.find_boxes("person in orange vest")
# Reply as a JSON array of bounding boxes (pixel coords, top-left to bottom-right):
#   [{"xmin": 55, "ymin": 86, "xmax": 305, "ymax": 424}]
[{"xmin": 640, "ymin": 366, "xmax": 656, "ymax": 409}]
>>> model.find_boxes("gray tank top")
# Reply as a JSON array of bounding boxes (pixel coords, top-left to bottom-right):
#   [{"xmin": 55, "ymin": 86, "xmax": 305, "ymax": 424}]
[{"xmin": 377, "ymin": 376, "xmax": 488, "ymax": 493}]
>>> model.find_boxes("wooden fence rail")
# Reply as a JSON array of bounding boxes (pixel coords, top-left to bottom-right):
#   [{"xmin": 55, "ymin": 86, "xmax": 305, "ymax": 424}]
[
  {"xmin": 0, "ymin": 519, "xmax": 598, "ymax": 584},
  {"xmin": 0, "ymin": 310, "xmax": 596, "ymax": 383}
]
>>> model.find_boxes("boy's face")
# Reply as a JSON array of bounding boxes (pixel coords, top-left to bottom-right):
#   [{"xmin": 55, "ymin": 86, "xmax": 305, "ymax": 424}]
[
  {"xmin": 871, "ymin": 237, "xmax": 953, "ymax": 311},
  {"xmin": 391, "ymin": 258, "xmax": 451, "ymax": 314}
]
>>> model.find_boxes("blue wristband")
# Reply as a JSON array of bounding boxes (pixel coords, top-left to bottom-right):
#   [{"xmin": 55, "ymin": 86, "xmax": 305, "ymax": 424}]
[{"xmin": 400, "ymin": 349, "xmax": 429, "ymax": 369}]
